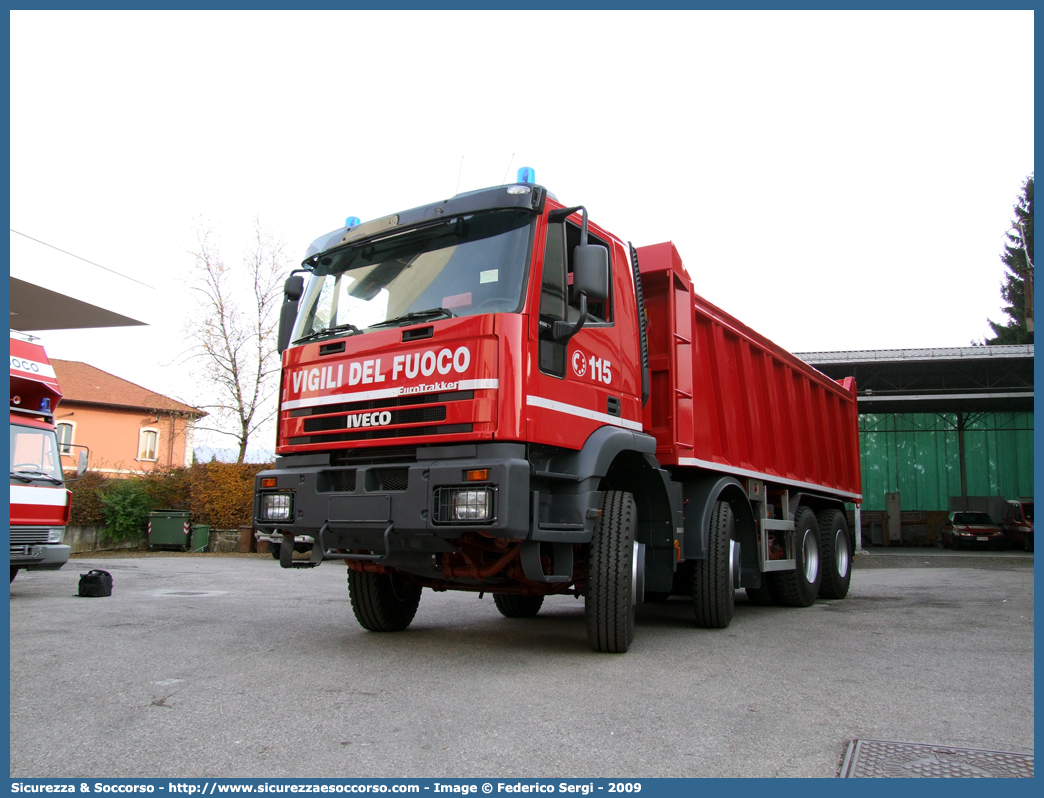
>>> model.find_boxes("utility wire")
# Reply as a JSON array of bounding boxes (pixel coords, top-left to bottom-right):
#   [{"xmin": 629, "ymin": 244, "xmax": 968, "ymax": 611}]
[{"xmin": 10, "ymin": 229, "xmax": 156, "ymax": 289}]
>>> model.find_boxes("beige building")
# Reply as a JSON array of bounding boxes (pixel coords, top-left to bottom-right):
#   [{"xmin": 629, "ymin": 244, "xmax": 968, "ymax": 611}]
[{"xmin": 51, "ymin": 360, "xmax": 206, "ymax": 476}]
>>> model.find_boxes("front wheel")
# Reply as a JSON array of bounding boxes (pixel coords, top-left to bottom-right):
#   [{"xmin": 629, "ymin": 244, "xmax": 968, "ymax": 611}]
[
  {"xmin": 585, "ymin": 490, "xmax": 639, "ymax": 653},
  {"xmin": 348, "ymin": 570, "xmax": 422, "ymax": 632},
  {"xmin": 817, "ymin": 509, "xmax": 852, "ymax": 599},
  {"xmin": 1025, "ymin": 532, "xmax": 1034, "ymax": 553},
  {"xmin": 769, "ymin": 506, "xmax": 821, "ymax": 607},
  {"xmin": 493, "ymin": 593, "xmax": 544, "ymax": 618}
]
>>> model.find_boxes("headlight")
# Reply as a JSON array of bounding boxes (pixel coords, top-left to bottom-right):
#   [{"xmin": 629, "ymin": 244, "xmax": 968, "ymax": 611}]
[
  {"xmin": 47, "ymin": 527, "xmax": 64, "ymax": 543},
  {"xmin": 433, "ymin": 487, "xmax": 495, "ymax": 524},
  {"xmin": 260, "ymin": 492, "xmax": 294, "ymax": 523}
]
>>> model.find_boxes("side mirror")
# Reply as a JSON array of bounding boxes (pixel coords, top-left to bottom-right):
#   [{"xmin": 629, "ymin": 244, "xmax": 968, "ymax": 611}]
[
  {"xmin": 548, "ymin": 205, "xmax": 611, "ymax": 344},
  {"xmin": 277, "ymin": 274, "xmax": 306, "ymax": 354},
  {"xmin": 76, "ymin": 450, "xmax": 88, "ymax": 478},
  {"xmin": 573, "ymin": 244, "xmax": 609, "ymax": 301}
]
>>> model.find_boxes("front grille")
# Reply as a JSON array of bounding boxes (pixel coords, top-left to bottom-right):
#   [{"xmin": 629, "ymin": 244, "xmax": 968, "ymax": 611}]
[
  {"xmin": 319, "ymin": 469, "xmax": 357, "ymax": 492},
  {"xmin": 303, "ymin": 405, "xmax": 446, "ymax": 433},
  {"xmin": 377, "ymin": 469, "xmax": 409, "ymax": 491},
  {"xmin": 289, "ymin": 423, "xmax": 471, "ymax": 446},
  {"xmin": 332, "ymin": 446, "xmax": 418, "ymax": 467},
  {"xmin": 11, "ymin": 528, "xmax": 51, "ymax": 545},
  {"xmin": 290, "ymin": 390, "xmax": 473, "ymax": 418}
]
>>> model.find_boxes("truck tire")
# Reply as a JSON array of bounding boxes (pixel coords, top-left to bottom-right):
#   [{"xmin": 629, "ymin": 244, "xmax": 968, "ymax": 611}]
[
  {"xmin": 10, "ymin": 567, "xmax": 18, "ymax": 583},
  {"xmin": 817, "ymin": 508, "xmax": 852, "ymax": 599},
  {"xmin": 769, "ymin": 506, "xmax": 821, "ymax": 607},
  {"xmin": 493, "ymin": 593, "xmax": 544, "ymax": 618},
  {"xmin": 693, "ymin": 501, "xmax": 736, "ymax": 628},
  {"xmin": 348, "ymin": 570, "xmax": 422, "ymax": 632},
  {"xmin": 585, "ymin": 490, "xmax": 638, "ymax": 653},
  {"xmin": 1025, "ymin": 532, "xmax": 1034, "ymax": 553}
]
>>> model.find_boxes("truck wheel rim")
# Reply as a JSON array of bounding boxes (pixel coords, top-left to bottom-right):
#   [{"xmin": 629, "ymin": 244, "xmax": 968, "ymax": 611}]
[
  {"xmin": 803, "ymin": 530, "xmax": 819, "ymax": 583},
  {"xmin": 835, "ymin": 529, "xmax": 850, "ymax": 578}
]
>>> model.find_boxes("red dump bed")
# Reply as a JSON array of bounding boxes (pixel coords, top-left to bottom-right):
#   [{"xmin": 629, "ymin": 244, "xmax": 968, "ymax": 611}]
[{"xmin": 637, "ymin": 242, "xmax": 862, "ymax": 502}]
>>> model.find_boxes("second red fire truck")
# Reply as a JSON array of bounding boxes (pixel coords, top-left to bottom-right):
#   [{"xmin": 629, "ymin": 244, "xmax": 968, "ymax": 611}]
[{"xmin": 10, "ymin": 333, "xmax": 86, "ymax": 582}]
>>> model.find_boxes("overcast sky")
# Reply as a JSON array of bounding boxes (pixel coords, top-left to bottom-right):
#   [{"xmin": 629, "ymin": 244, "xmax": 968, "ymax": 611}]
[{"xmin": 9, "ymin": 10, "xmax": 1035, "ymax": 452}]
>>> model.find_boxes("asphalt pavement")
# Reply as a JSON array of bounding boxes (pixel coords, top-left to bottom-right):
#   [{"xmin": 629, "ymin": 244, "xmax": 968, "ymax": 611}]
[{"xmin": 9, "ymin": 548, "xmax": 1034, "ymax": 778}]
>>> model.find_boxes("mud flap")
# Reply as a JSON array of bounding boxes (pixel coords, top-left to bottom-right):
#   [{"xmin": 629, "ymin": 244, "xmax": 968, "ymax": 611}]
[{"xmin": 520, "ymin": 540, "xmax": 573, "ymax": 583}]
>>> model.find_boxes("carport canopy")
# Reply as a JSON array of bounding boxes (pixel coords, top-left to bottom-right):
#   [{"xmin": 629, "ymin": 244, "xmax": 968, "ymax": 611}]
[{"xmin": 796, "ymin": 345, "xmax": 1033, "ymax": 415}]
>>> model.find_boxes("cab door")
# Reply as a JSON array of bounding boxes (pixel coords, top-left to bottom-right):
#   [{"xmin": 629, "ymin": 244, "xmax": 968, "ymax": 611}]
[{"xmin": 526, "ymin": 208, "xmax": 643, "ymax": 450}]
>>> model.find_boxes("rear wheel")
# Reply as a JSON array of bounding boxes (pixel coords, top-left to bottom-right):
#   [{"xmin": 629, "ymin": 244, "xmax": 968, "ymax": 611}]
[
  {"xmin": 769, "ymin": 506, "xmax": 821, "ymax": 607},
  {"xmin": 585, "ymin": 490, "xmax": 639, "ymax": 653},
  {"xmin": 348, "ymin": 570, "xmax": 422, "ymax": 632},
  {"xmin": 493, "ymin": 593, "xmax": 544, "ymax": 618},
  {"xmin": 1025, "ymin": 532, "xmax": 1034, "ymax": 553},
  {"xmin": 693, "ymin": 501, "xmax": 736, "ymax": 628},
  {"xmin": 10, "ymin": 567, "xmax": 18, "ymax": 583},
  {"xmin": 817, "ymin": 509, "xmax": 852, "ymax": 600}
]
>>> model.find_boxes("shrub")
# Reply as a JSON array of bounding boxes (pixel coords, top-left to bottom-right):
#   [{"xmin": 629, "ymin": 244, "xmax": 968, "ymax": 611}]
[
  {"xmin": 66, "ymin": 470, "xmax": 109, "ymax": 527},
  {"xmin": 64, "ymin": 462, "xmax": 270, "ymax": 538},
  {"xmin": 98, "ymin": 479, "xmax": 153, "ymax": 545},
  {"xmin": 188, "ymin": 462, "xmax": 271, "ymax": 529},
  {"xmin": 140, "ymin": 466, "xmax": 191, "ymax": 512}
]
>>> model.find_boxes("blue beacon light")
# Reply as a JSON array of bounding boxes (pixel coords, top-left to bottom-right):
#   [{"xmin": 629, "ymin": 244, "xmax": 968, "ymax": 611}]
[
  {"xmin": 39, "ymin": 397, "xmax": 51, "ymax": 413},
  {"xmin": 517, "ymin": 166, "xmax": 535, "ymax": 184},
  {"xmin": 345, "ymin": 216, "xmax": 361, "ymax": 228}
]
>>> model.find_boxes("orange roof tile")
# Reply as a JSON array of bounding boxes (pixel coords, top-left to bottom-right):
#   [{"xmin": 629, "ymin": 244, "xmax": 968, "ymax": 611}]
[{"xmin": 50, "ymin": 360, "xmax": 206, "ymax": 418}]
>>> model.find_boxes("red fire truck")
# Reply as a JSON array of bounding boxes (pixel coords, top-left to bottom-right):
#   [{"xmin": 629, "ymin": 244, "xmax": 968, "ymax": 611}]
[
  {"xmin": 254, "ymin": 174, "xmax": 862, "ymax": 652},
  {"xmin": 9, "ymin": 333, "xmax": 86, "ymax": 582}
]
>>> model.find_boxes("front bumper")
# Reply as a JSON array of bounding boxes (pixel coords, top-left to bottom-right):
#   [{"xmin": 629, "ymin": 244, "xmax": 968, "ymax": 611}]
[
  {"xmin": 10, "ymin": 543, "xmax": 71, "ymax": 570},
  {"xmin": 254, "ymin": 443, "xmax": 533, "ymax": 559},
  {"xmin": 253, "ymin": 442, "xmax": 604, "ymax": 571},
  {"xmin": 952, "ymin": 533, "xmax": 1006, "ymax": 548}
]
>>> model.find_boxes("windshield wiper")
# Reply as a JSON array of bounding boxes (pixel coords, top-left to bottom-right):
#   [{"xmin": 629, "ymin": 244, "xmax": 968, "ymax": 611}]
[
  {"xmin": 10, "ymin": 470, "xmax": 62, "ymax": 485},
  {"xmin": 368, "ymin": 307, "xmax": 456, "ymax": 329},
  {"xmin": 293, "ymin": 322, "xmax": 362, "ymax": 345}
]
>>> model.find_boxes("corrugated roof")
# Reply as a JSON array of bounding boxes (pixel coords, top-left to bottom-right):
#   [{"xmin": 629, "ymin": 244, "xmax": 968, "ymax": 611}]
[
  {"xmin": 796, "ymin": 345, "xmax": 1033, "ymax": 365},
  {"xmin": 50, "ymin": 360, "xmax": 206, "ymax": 417}
]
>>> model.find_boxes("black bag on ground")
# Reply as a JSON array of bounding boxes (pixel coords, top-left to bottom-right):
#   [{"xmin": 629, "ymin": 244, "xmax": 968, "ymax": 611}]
[{"xmin": 78, "ymin": 569, "xmax": 113, "ymax": 598}]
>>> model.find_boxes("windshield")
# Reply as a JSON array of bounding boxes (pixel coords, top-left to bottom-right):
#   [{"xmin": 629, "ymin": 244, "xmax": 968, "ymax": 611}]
[
  {"xmin": 953, "ymin": 512, "xmax": 993, "ymax": 525},
  {"xmin": 293, "ymin": 210, "xmax": 534, "ymax": 342},
  {"xmin": 10, "ymin": 423, "xmax": 64, "ymax": 482}
]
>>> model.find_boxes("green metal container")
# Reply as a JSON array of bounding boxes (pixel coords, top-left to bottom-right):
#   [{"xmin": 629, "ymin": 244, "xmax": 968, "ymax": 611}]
[
  {"xmin": 190, "ymin": 524, "xmax": 210, "ymax": 553},
  {"xmin": 148, "ymin": 510, "xmax": 191, "ymax": 550}
]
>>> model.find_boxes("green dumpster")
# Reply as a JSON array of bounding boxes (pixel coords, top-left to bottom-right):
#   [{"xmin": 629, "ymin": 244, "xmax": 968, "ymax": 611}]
[
  {"xmin": 148, "ymin": 510, "xmax": 191, "ymax": 551},
  {"xmin": 190, "ymin": 524, "xmax": 210, "ymax": 553}
]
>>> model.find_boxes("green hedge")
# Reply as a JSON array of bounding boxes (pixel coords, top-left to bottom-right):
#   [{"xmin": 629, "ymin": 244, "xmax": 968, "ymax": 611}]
[{"xmin": 66, "ymin": 463, "xmax": 272, "ymax": 543}]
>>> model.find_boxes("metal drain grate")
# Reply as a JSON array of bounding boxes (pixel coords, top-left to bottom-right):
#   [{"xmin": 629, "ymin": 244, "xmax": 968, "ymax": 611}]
[{"xmin": 840, "ymin": 739, "xmax": 1034, "ymax": 778}]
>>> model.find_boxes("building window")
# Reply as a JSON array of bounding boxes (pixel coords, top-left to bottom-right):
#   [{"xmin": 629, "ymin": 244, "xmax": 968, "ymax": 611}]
[
  {"xmin": 138, "ymin": 428, "xmax": 159, "ymax": 462},
  {"xmin": 56, "ymin": 421, "xmax": 75, "ymax": 455}
]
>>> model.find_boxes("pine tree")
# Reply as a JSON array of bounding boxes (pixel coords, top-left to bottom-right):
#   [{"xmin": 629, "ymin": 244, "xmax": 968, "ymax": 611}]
[{"xmin": 987, "ymin": 175, "xmax": 1034, "ymax": 344}]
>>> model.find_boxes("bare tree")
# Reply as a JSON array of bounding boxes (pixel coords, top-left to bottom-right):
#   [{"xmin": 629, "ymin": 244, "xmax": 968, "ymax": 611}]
[{"xmin": 186, "ymin": 217, "xmax": 288, "ymax": 462}]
